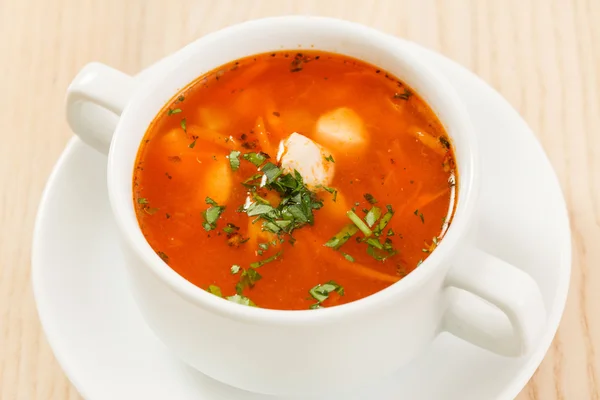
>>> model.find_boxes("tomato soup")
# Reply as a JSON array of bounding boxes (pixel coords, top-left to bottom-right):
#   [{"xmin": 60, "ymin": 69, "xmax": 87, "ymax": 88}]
[{"xmin": 133, "ymin": 51, "xmax": 457, "ymax": 310}]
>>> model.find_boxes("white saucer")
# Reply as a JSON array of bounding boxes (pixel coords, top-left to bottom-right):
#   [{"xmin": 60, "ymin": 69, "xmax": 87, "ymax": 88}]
[{"xmin": 32, "ymin": 39, "xmax": 571, "ymax": 400}]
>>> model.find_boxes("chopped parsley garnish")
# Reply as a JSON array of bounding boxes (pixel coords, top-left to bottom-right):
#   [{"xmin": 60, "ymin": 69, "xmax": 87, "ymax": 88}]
[
  {"xmin": 226, "ymin": 294, "xmax": 257, "ymax": 307},
  {"xmin": 439, "ymin": 136, "xmax": 451, "ymax": 150},
  {"xmin": 387, "ymin": 228, "xmax": 395, "ymax": 236},
  {"xmin": 324, "ymin": 224, "xmax": 359, "ymax": 249},
  {"xmin": 137, "ymin": 198, "xmax": 149, "ymax": 204},
  {"xmin": 364, "ymin": 206, "xmax": 381, "ymax": 227},
  {"xmin": 242, "ymin": 173, "xmax": 263, "ymax": 187},
  {"xmin": 229, "ymin": 150, "xmax": 241, "ymax": 171},
  {"xmin": 365, "ymin": 237, "xmax": 384, "ymax": 249},
  {"xmin": 373, "ymin": 205, "xmax": 394, "ymax": 236},
  {"xmin": 324, "ymin": 154, "xmax": 335, "ymax": 163},
  {"xmin": 414, "ymin": 209, "xmax": 425, "ymax": 223},
  {"xmin": 366, "ymin": 243, "xmax": 397, "ymax": 261},
  {"xmin": 243, "ymin": 152, "xmax": 268, "ymax": 167},
  {"xmin": 347, "ymin": 210, "xmax": 373, "ymax": 237},
  {"xmin": 318, "ymin": 185, "xmax": 338, "ymax": 202},
  {"xmin": 235, "ymin": 268, "xmax": 262, "ymax": 294},
  {"xmin": 258, "ymin": 243, "xmax": 270, "ymax": 250},
  {"xmin": 393, "ymin": 89, "xmax": 412, "ymax": 100},
  {"xmin": 143, "ymin": 207, "xmax": 159, "ymax": 215},
  {"xmin": 246, "ymin": 203, "xmax": 274, "ymax": 217},
  {"xmin": 231, "ymin": 265, "xmax": 241, "ymax": 274},
  {"xmin": 240, "ymin": 168, "xmax": 323, "ymax": 236},
  {"xmin": 250, "ymin": 251, "xmax": 282, "ymax": 268},
  {"xmin": 363, "ymin": 193, "xmax": 377, "ymax": 204},
  {"xmin": 309, "ymin": 280, "xmax": 344, "ymax": 309},
  {"xmin": 188, "ymin": 139, "xmax": 196, "ymax": 148},
  {"xmin": 202, "ymin": 198, "xmax": 225, "ymax": 231},
  {"xmin": 180, "ymin": 118, "xmax": 187, "ymax": 133},
  {"xmin": 167, "ymin": 108, "xmax": 182, "ymax": 116},
  {"xmin": 342, "ymin": 253, "xmax": 355, "ymax": 262},
  {"xmin": 261, "ymin": 162, "xmax": 282, "ymax": 183},
  {"xmin": 156, "ymin": 251, "xmax": 169, "ymax": 263},
  {"xmin": 223, "ymin": 223, "xmax": 240, "ymax": 235},
  {"xmin": 207, "ymin": 285, "xmax": 222, "ymax": 297},
  {"xmin": 205, "ymin": 197, "xmax": 218, "ymax": 206}
]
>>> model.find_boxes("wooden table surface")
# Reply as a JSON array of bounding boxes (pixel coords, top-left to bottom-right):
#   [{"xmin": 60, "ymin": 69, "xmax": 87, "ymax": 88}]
[{"xmin": 1, "ymin": 0, "xmax": 598, "ymax": 398}]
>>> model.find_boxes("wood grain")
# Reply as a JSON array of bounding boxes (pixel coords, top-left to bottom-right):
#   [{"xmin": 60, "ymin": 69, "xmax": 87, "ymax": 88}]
[{"xmin": 0, "ymin": 0, "xmax": 597, "ymax": 398}]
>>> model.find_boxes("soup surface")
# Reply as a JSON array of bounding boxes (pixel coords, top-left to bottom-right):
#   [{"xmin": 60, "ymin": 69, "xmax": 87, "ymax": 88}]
[{"xmin": 133, "ymin": 51, "xmax": 457, "ymax": 310}]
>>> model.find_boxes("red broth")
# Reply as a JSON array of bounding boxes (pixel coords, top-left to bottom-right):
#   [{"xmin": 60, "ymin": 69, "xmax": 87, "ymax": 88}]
[{"xmin": 133, "ymin": 51, "xmax": 457, "ymax": 310}]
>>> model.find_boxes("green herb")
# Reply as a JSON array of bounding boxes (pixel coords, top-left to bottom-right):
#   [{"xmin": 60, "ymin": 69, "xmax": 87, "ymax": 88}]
[
  {"xmin": 439, "ymin": 136, "xmax": 451, "ymax": 150},
  {"xmin": 342, "ymin": 253, "xmax": 355, "ymax": 262},
  {"xmin": 137, "ymin": 198, "xmax": 149, "ymax": 204},
  {"xmin": 207, "ymin": 285, "xmax": 222, "ymax": 297},
  {"xmin": 393, "ymin": 89, "xmax": 412, "ymax": 100},
  {"xmin": 223, "ymin": 223, "xmax": 239, "ymax": 235},
  {"xmin": 374, "ymin": 205, "xmax": 394, "ymax": 236},
  {"xmin": 168, "ymin": 108, "xmax": 182, "ymax": 116},
  {"xmin": 188, "ymin": 139, "xmax": 196, "ymax": 148},
  {"xmin": 177, "ymin": 95, "xmax": 185, "ymax": 103},
  {"xmin": 261, "ymin": 162, "xmax": 282, "ymax": 183},
  {"xmin": 180, "ymin": 118, "xmax": 187, "ymax": 133},
  {"xmin": 365, "ymin": 237, "xmax": 384, "ymax": 249},
  {"xmin": 366, "ymin": 245, "xmax": 397, "ymax": 261},
  {"xmin": 226, "ymin": 294, "xmax": 257, "ymax": 307},
  {"xmin": 231, "ymin": 265, "xmax": 241, "ymax": 274},
  {"xmin": 363, "ymin": 193, "xmax": 377, "ymax": 204},
  {"xmin": 202, "ymin": 199, "xmax": 226, "ymax": 231},
  {"xmin": 144, "ymin": 207, "xmax": 159, "ymax": 215},
  {"xmin": 252, "ymin": 192, "xmax": 271, "ymax": 205},
  {"xmin": 258, "ymin": 243, "xmax": 269, "ymax": 250},
  {"xmin": 205, "ymin": 197, "xmax": 218, "ymax": 206},
  {"xmin": 240, "ymin": 168, "xmax": 323, "ymax": 236},
  {"xmin": 416, "ymin": 259, "xmax": 424, "ymax": 267},
  {"xmin": 235, "ymin": 268, "xmax": 262, "ymax": 294},
  {"xmin": 308, "ymin": 280, "xmax": 344, "ymax": 308},
  {"xmin": 324, "ymin": 154, "xmax": 335, "ymax": 163},
  {"xmin": 250, "ymin": 251, "xmax": 282, "ymax": 268},
  {"xmin": 324, "ymin": 224, "xmax": 359, "ymax": 249},
  {"xmin": 387, "ymin": 228, "xmax": 395, "ymax": 236},
  {"xmin": 414, "ymin": 209, "xmax": 425, "ymax": 223},
  {"xmin": 364, "ymin": 206, "xmax": 382, "ymax": 227},
  {"xmin": 229, "ymin": 150, "xmax": 241, "ymax": 171},
  {"xmin": 383, "ymin": 238, "xmax": 394, "ymax": 251},
  {"xmin": 243, "ymin": 152, "xmax": 268, "ymax": 167},
  {"xmin": 319, "ymin": 185, "xmax": 336, "ymax": 194},
  {"xmin": 246, "ymin": 203, "xmax": 274, "ymax": 217},
  {"xmin": 347, "ymin": 210, "xmax": 373, "ymax": 237},
  {"xmin": 156, "ymin": 251, "xmax": 169, "ymax": 263},
  {"xmin": 242, "ymin": 173, "xmax": 263, "ymax": 187}
]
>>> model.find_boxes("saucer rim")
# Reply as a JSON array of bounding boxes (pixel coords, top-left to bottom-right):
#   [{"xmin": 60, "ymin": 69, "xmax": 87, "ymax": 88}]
[{"xmin": 31, "ymin": 39, "xmax": 572, "ymax": 400}]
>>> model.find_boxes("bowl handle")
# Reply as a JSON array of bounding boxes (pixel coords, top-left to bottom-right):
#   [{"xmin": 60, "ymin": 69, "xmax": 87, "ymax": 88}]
[
  {"xmin": 442, "ymin": 247, "xmax": 546, "ymax": 356},
  {"xmin": 66, "ymin": 62, "xmax": 137, "ymax": 155}
]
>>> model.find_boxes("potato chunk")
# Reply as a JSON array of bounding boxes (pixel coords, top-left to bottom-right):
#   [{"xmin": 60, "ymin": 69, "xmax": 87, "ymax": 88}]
[{"xmin": 314, "ymin": 107, "xmax": 367, "ymax": 152}]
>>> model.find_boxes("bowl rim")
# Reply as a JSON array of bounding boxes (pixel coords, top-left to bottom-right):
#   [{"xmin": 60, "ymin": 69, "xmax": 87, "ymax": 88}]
[{"xmin": 107, "ymin": 15, "xmax": 479, "ymax": 325}]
